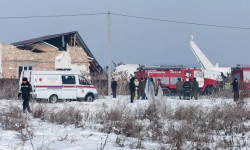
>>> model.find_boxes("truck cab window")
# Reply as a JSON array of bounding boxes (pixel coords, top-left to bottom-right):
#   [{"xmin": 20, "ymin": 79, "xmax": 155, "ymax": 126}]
[
  {"xmin": 244, "ymin": 71, "xmax": 250, "ymax": 83},
  {"xmin": 79, "ymin": 76, "xmax": 89, "ymax": 85},
  {"xmin": 62, "ymin": 75, "xmax": 76, "ymax": 84},
  {"xmin": 185, "ymin": 72, "xmax": 192, "ymax": 77},
  {"xmin": 194, "ymin": 71, "xmax": 202, "ymax": 77}
]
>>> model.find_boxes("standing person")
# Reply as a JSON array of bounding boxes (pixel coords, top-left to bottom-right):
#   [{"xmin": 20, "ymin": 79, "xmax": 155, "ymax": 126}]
[
  {"xmin": 111, "ymin": 78, "xmax": 118, "ymax": 98},
  {"xmin": 138, "ymin": 78, "xmax": 142, "ymax": 99},
  {"xmin": 192, "ymin": 78, "xmax": 199, "ymax": 100},
  {"xmin": 144, "ymin": 77, "xmax": 156, "ymax": 102},
  {"xmin": 134, "ymin": 78, "xmax": 140, "ymax": 99},
  {"xmin": 155, "ymin": 79, "xmax": 162, "ymax": 96},
  {"xmin": 142, "ymin": 78, "xmax": 147, "ymax": 99},
  {"xmin": 149, "ymin": 78, "xmax": 156, "ymax": 95},
  {"xmin": 176, "ymin": 78, "xmax": 183, "ymax": 100},
  {"xmin": 129, "ymin": 77, "xmax": 136, "ymax": 103},
  {"xmin": 183, "ymin": 78, "xmax": 191, "ymax": 100},
  {"xmin": 18, "ymin": 77, "xmax": 32, "ymax": 113},
  {"xmin": 189, "ymin": 79, "xmax": 193, "ymax": 99},
  {"xmin": 139, "ymin": 78, "xmax": 147, "ymax": 99},
  {"xmin": 232, "ymin": 78, "xmax": 239, "ymax": 102}
]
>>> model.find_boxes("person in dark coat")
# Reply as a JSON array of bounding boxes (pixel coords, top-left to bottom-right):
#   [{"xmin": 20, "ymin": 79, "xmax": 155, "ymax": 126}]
[
  {"xmin": 183, "ymin": 78, "xmax": 191, "ymax": 100},
  {"xmin": 139, "ymin": 78, "xmax": 147, "ymax": 99},
  {"xmin": 142, "ymin": 78, "xmax": 147, "ymax": 99},
  {"xmin": 189, "ymin": 79, "xmax": 193, "ymax": 99},
  {"xmin": 111, "ymin": 78, "xmax": 118, "ymax": 98},
  {"xmin": 176, "ymin": 78, "xmax": 183, "ymax": 100},
  {"xmin": 18, "ymin": 77, "xmax": 32, "ymax": 113},
  {"xmin": 192, "ymin": 78, "xmax": 199, "ymax": 100},
  {"xmin": 232, "ymin": 78, "xmax": 239, "ymax": 102},
  {"xmin": 129, "ymin": 77, "xmax": 136, "ymax": 103}
]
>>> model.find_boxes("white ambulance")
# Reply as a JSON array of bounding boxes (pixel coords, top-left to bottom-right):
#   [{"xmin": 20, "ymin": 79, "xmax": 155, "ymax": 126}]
[{"xmin": 19, "ymin": 70, "xmax": 98, "ymax": 103}]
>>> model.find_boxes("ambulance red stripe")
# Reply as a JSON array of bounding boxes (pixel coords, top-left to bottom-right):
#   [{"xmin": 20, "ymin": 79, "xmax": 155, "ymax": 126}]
[{"xmin": 35, "ymin": 85, "xmax": 96, "ymax": 89}]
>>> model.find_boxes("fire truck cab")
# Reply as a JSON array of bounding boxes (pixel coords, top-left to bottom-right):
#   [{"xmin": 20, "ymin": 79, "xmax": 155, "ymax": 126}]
[
  {"xmin": 135, "ymin": 65, "xmax": 216, "ymax": 94},
  {"xmin": 231, "ymin": 65, "xmax": 250, "ymax": 89}
]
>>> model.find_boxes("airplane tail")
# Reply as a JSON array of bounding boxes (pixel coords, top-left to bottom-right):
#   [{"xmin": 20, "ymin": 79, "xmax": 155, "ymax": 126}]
[{"xmin": 190, "ymin": 35, "xmax": 214, "ymax": 69}]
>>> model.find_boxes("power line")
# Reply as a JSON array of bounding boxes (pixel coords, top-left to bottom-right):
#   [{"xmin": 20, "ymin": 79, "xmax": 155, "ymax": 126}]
[
  {"xmin": 111, "ymin": 13, "xmax": 250, "ymax": 30},
  {"xmin": 0, "ymin": 13, "xmax": 107, "ymax": 19},
  {"xmin": 0, "ymin": 12, "xmax": 250, "ymax": 30}
]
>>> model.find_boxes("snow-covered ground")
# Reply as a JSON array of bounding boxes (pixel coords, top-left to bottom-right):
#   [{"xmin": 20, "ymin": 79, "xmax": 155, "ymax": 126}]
[{"xmin": 0, "ymin": 96, "xmax": 249, "ymax": 150}]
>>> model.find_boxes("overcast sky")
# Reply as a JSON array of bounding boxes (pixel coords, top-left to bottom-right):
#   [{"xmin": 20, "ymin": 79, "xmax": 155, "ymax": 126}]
[{"xmin": 0, "ymin": 0, "xmax": 250, "ymax": 68}]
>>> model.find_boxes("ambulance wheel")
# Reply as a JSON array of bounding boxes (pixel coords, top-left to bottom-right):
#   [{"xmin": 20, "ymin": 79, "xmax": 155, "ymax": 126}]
[
  {"xmin": 49, "ymin": 95, "xmax": 58, "ymax": 103},
  {"xmin": 85, "ymin": 94, "xmax": 94, "ymax": 102}
]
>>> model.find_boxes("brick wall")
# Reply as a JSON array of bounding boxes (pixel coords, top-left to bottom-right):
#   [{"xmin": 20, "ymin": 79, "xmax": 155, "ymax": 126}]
[
  {"xmin": 68, "ymin": 45, "xmax": 90, "ymax": 73},
  {"xmin": 0, "ymin": 43, "xmax": 91, "ymax": 79}
]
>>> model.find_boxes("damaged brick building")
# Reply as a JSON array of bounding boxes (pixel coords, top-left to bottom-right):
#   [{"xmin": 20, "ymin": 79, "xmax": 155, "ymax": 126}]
[{"xmin": 0, "ymin": 31, "xmax": 103, "ymax": 79}]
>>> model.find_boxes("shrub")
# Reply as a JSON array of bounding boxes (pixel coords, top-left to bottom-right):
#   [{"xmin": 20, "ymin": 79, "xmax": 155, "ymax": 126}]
[
  {"xmin": 32, "ymin": 105, "xmax": 84, "ymax": 128},
  {"xmin": 0, "ymin": 106, "xmax": 27, "ymax": 131},
  {"xmin": 88, "ymin": 99, "xmax": 250, "ymax": 149},
  {"xmin": 90, "ymin": 73, "xmax": 108, "ymax": 96},
  {"xmin": 0, "ymin": 79, "xmax": 19, "ymax": 99}
]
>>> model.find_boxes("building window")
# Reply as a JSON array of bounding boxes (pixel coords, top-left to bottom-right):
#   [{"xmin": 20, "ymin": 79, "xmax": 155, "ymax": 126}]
[{"xmin": 18, "ymin": 66, "xmax": 32, "ymax": 78}]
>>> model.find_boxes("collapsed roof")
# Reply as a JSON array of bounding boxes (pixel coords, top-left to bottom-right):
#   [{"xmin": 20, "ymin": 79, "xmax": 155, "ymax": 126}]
[{"xmin": 12, "ymin": 31, "xmax": 103, "ymax": 73}]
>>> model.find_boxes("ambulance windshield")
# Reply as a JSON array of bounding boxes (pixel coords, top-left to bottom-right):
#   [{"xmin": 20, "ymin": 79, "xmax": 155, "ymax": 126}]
[{"xmin": 79, "ymin": 76, "xmax": 89, "ymax": 85}]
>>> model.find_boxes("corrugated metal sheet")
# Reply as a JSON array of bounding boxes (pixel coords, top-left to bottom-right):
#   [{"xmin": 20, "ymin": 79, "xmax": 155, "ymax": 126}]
[
  {"xmin": 12, "ymin": 31, "xmax": 77, "ymax": 46},
  {"xmin": 11, "ymin": 31, "xmax": 103, "ymax": 72}
]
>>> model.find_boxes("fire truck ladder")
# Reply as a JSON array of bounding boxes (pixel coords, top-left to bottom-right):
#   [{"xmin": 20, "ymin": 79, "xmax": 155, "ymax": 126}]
[{"xmin": 139, "ymin": 65, "xmax": 186, "ymax": 71}]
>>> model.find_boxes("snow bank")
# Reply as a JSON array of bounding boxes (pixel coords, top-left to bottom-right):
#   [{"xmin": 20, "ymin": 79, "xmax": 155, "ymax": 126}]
[{"xmin": 0, "ymin": 97, "xmax": 249, "ymax": 150}]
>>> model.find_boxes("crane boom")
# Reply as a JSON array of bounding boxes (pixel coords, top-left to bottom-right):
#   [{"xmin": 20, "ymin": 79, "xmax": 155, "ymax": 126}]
[{"xmin": 190, "ymin": 35, "xmax": 214, "ymax": 69}]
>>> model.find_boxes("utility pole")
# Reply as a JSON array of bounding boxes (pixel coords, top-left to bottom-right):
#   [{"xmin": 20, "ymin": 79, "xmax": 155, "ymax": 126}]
[{"xmin": 108, "ymin": 11, "xmax": 111, "ymax": 96}]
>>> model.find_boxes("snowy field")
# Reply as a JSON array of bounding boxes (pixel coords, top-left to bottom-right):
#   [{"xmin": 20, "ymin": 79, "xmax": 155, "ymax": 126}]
[{"xmin": 0, "ymin": 96, "xmax": 249, "ymax": 150}]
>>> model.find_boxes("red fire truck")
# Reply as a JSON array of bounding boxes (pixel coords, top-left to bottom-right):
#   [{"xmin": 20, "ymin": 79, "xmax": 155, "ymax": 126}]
[
  {"xmin": 135, "ymin": 65, "xmax": 217, "ymax": 94},
  {"xmin": 231, "ymin": 65, "xmax": 250, "ymax": 89}
]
